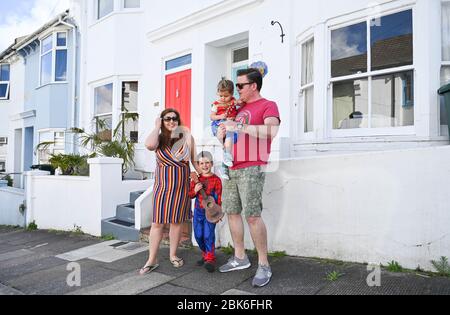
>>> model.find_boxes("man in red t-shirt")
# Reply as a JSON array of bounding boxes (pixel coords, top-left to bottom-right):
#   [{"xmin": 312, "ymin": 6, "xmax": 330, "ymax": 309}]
[{"xmin": 217, "ymin": 68, "xmax": 280, "ymax": 288}]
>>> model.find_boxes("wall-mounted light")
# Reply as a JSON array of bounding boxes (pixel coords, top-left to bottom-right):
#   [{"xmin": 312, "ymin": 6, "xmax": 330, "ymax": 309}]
[{"xmin": 271, "ymin": 21, "xmax": 286, "ymax": 44}]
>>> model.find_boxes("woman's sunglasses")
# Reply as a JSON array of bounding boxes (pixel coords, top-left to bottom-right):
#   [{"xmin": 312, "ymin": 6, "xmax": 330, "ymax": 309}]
[{"xmin": 163, "ymin": 116, "xmax": 179, "ymax": 122}]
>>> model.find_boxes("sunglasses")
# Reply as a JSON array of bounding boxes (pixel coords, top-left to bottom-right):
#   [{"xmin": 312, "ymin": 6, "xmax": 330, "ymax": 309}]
[
  {"xmin": 163, "ymin": 116, "xmax": 179, "ymax": 122},
  {"xmin": 235, "ymin": 82, "xmax": 254, "ymax": 90}
]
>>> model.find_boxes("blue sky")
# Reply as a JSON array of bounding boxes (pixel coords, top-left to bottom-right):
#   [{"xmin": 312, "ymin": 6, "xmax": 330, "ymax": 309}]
[
  {"xmin": 0, "ymin": 0, "xmax": 70, "ymax": 52},
  {"xmin": 0, "ymin": 0, "xmax": 35, "ymax": 24}
]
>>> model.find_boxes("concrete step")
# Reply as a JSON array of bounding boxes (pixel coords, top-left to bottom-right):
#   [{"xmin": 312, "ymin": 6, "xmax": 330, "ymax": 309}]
[
  {"xmin": 130, "ymin": 190, "xmax": 146, "ymax": 205},
  {"xmin": 116, "ymin": 203, "xmax": 135, "ymax": 224},
  {"xmin": 101, "ymin": 218, "xmax": 140, "ymax": 242}
]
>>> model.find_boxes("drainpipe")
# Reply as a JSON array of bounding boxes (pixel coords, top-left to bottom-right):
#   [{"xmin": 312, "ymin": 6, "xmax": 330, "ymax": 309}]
[{"xmin": 58, "ymin": 18, "xmax": 78, "ymax": 154}]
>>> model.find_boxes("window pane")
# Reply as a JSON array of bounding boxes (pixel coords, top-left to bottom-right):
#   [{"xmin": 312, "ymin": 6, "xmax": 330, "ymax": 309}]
[
  {"xmin": 304, "ymin": 87, "xmax": 314, "ymax": 133},
  {"xmin": 442, "ymin": 2, "xmax": 450, "ymax": 61},
  {"xmin": 123, "ymin": 114, "xmax": 139, "ymax": 143},
  {"xmin": 333, "ymin": 78, "xmax": 369, "ymax": 129},
  {"xmin": 440, "ymin": 67, "xmax": 450, "ymax": 126},
  {"xmin": 233, "ymin": 47, "xmax": 249, "ymax": 64},
  {"xmin": 0, "ymin": 64, "xmax": 10, "ymax": 81},
  {"xmin": 371, "ymin": 10, "xmax": 413, "ymax": 71},
  {"xmin": 55, "ymin": 50, "xmax": 67, "ymax": 82},
  {"xmin": 122, "ymin": 82, "xmax": 138, "ymax": 112},
  {"xmin": 0, "ymin": 83, "xmax": 8, "ymax": 98},
  {"xmin": 124, "ymin": 0, "xmax": 140, "ymax": 9},
  {"xmin": 165, "ymin": 54, "xmax": 192, "ymax": 71},
  {"xmin": 41, "ymin": 52, "xmax": 52, "ymax": 85},
  {"xmin": 95, "ymin": 83, "xmax": 113, "ymax": 115},
  {"xmin": 96, "ymin": 115, "xmax": 113, "ymax": 141},
  {"xmin": 54, "ymin": 132, "xmax": 65, "ymax": 148},
  {"xmin": 331, "ymin": 22, "xmax": 367, "ymax": 78},
  {"xmin": 301, "ymin": 38, "xmax": 314, "ymax": 86},
  {"xmin": 57, "ymin": 33, "xmax": 67, "ymax": 47},
  {"xmin": 41, "ymin": 35, "xmax": 52, "ymax": 54},
  {"xmin": 372, "ymin": 71, "xmax": 414, "ymax": 128},
  {"xmin": 98, "ymin": 0, "xmax": 114, "ymax": 19}
]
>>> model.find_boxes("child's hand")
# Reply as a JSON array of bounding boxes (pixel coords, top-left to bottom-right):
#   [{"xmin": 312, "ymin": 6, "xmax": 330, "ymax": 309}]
[
  {"xmin": 219, "ymin": 113, "xmax": 228, "ymax": 120},
  {"xmin": 194, "ymin": 183, "xmax": 204, "ymax": 194}
]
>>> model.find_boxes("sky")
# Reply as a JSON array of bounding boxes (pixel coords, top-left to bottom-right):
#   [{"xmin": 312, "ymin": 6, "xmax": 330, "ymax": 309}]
[{"xmin": 0, "ymin": 0, "xmax": 70, "ymax": 52}]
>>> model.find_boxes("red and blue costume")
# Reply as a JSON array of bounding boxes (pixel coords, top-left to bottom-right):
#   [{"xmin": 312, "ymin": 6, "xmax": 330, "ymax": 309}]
[{"xmin": 189, "ymin": 174, "xmax": 222, "ymax": 264}]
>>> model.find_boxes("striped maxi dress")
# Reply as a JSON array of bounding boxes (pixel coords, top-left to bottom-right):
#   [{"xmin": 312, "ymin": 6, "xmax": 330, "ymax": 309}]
[{"xmin": 153, "ymin": 143, "xmax": 192, "ymax": 224}]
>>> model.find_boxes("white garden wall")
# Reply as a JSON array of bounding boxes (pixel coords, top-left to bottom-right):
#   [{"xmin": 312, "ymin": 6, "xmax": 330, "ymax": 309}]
[
  {"xmin": 0, "ymin": 186, "xmax": 25, "ymax": 227},
  {"xmin": 217, "ymin": 145, "xmax": 450, "ymax": 271},
  {"xmin": 24, "ymin": 158, "xmax": 152, "ymax": 236}
]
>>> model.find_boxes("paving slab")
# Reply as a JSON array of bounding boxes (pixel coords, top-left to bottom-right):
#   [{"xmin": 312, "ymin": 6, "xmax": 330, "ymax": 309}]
[
  {"xmin": 68, "ymin": 271, "xmax": 174, "ymax": 295},
  {"xmin": 141, "ymin": 283, "xmax": 208, "ymax": 295},
  {"xmin": 5, "ymin": 260, "xmax": 123, "ymax": 295}
]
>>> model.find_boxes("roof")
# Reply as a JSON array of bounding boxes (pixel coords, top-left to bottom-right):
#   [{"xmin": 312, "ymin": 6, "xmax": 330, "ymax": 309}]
[{"xmin": 0, "ymin": 10, "xmax": 69, "ymax": 63}]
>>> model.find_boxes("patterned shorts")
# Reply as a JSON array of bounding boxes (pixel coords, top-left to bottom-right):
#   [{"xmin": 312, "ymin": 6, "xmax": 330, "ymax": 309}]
[{"xmin": 222, "ymin": 166, "xmax": 266, "ymax": 218}]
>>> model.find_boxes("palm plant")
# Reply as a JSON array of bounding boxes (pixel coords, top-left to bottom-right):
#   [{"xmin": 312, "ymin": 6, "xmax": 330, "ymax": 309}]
[{"xmin": 71, "ymin": 115, "xmax": 137, "ymax": 175}]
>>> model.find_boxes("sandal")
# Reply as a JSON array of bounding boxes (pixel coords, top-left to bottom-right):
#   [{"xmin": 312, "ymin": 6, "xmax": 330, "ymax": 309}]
[
  {"xmin": 139, "ymin": 264, "xmax": 159, "ymax": 275},
  {"xmin": 170, "ymin": 258, "xmax": 184, "ymax": 268}
]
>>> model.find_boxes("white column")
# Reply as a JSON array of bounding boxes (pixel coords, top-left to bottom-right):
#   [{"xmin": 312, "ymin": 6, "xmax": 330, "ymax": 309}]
[
  {"xmin": 88, "ymin": 157, "xmax": 124, "ymax": 221},
  {"xmin": 24, "ymin": 170, "xmax": 51, "ymax": 226},
  {"xmin": 414, "ymin": 0, "xmax": 442, "ymax": 138}
]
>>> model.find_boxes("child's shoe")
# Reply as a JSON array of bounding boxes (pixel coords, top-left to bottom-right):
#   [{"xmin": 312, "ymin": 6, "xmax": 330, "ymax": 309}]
[
  {"xmin": 223, "ymin": 152, "xmax": 234, "ymax": 167},
  {"xmin": 205, "ymin": 262, "xmax": 216, "ymax": 273}
]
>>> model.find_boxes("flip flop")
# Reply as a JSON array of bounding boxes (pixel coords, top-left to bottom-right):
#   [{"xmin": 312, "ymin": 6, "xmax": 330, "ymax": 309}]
[
  {"xmin": 170, "ymin": 258, "xmax": 184, "ymax": 268},
  {"xmin": 139, "ymin": 264, "xmax": 159, "ymax": 275}
]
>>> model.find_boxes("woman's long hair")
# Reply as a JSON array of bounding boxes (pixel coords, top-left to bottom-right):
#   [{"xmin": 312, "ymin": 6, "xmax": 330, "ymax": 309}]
[{"xmin": 158, "ymin": 109, "xmax": 185, "ymax": 150}]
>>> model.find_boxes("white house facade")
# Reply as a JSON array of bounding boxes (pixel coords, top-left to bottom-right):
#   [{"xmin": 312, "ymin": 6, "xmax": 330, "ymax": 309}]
[
  {"xmin": 1, "ymin": 12, "xmax": 79, "ymax": 187},
  {"xmin": 1, "ymin": 0, "xmax": 447, "ymax": 269}
]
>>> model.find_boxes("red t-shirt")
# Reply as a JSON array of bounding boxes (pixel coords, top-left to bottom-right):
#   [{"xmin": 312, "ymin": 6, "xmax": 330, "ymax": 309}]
[{"xmin": 232, "ymin": 98, "xmax": 280, "ymax": 170}]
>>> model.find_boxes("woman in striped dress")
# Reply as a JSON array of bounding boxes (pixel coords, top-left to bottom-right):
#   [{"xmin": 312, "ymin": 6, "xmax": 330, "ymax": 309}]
[{"xmin": 140, "ymin": 109, "xmax": 201, "ymax": 275}]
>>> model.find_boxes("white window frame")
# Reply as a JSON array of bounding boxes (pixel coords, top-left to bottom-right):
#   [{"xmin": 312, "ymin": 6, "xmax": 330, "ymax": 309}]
[
  {"xmin": 0, "ymin": 63, "xmax": 10, "ymax": 100},
  {"xmin": 229, "ymin": 42, "xmax": 249, "ymax": 100},
  {"xmin": 96, "ymin": 0, "xmax": 115, "ymax": 21},
  {"xmin": 299, "ymin": 35, "xmax": 315, "ymax": 140},
  {"xmin": 441, "ymin": 0, "xmax": 450, "ymax": 136},
  {"xmin": 122, "ymin": 0, "xmax": 140, "ymax": 10},
  {"xmin": 37, "ymin": 129, "xmax": 66, "ymax": 164},
  {"xmin": 120, "ymin": 80, "xmax": 139, "ymax": 143},
  {"xmin": 327, "ymin": 6, "xmax": 416, "ymax": 138},
  {"xmin": 93, "ymin": 81, "xmax": 114, "ymax": 135},
  {"xmin": 39, "ymin": 31, "xmax": 68, "ymax": 87}
]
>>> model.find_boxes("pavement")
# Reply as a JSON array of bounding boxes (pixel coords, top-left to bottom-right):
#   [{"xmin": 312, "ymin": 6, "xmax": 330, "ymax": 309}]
[{"xmin": 1, "ymin": 226, "xmax": 450, "ymax": 296}]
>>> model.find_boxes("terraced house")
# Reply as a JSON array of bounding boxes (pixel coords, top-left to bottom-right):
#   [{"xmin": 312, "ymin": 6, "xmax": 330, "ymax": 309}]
[
  {"xmin": 0, "ymin": 11, "xmax": 79, "ymax": 188},
  {"xmin": 1, "ymin": 0, "xmax": 450, "ymax": 272}
]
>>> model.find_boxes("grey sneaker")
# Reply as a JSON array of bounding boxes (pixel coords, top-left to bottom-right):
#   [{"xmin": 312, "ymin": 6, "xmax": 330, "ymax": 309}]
[
  {"xmin": 252, "ymin": 265, "xmax": 272, "ymax": 287},
  {"xmin": 219, "ymin": 256, "xmax": 251, "ymax": 273}
]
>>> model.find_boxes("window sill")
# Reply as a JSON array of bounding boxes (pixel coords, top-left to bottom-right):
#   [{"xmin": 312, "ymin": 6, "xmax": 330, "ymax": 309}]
[
  {"xmin": 90, "ymin": 10, "xmax": 144, "ymax": 28},
  {"xmin": 36, "ymin": 82, "xmax": 68, "ymax": 90}
]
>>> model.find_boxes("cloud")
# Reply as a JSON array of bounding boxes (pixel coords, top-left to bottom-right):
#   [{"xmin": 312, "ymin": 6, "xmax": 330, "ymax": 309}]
[
  {"xmin": 0, "ymin": 0, "xmax": 70, "ymax": 52},
  {"xmin": 331, "ymin": 28, "xmax": 365, "ymax": 60}
]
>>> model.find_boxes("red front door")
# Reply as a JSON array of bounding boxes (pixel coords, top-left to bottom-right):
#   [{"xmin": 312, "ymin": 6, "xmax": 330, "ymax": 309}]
[{"xmin": 165, "ymin": 69, "xmax": 192, "ymax": 129}]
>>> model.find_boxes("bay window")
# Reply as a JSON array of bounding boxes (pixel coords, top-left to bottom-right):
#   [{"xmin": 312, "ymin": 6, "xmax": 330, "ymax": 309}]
[
  {"xmin": 40, "ymin": 32, "xmax": 68, "ymax": 85},
  {"xmin": 331, "ymin": 9, "xmax": 414, "ymax": 131}
]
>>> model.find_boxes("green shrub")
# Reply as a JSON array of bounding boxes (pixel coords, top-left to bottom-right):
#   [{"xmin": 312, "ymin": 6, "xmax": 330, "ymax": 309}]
[
  {"xmin": 27, "ymin": 221, "xmax": 38, "ymax": 231},
  {"xmin": 386, "ymin": 261, "xmax": 404, "ymax": 273},
  {"xmin": 431, "ymin": 257, "xmax": 450, "ymax": 277}
]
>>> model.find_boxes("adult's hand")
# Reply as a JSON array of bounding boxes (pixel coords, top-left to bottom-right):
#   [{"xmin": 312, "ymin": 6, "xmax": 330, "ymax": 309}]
[{"xmin": 155, "ymin": 117, "xmax": 162, "ymax": 130}]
